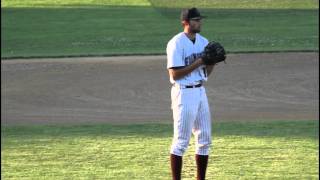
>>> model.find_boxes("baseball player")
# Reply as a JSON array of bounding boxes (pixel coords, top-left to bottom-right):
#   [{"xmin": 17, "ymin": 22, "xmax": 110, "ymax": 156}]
[{"xmin": 167, "ymin": 7, "xmax": 226, "ymax": 180}]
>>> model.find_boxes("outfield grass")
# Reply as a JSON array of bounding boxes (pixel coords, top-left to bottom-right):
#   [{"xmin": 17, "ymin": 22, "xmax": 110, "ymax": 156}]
[
  {"xmin": 1, "ymin": 0, "xmax": 319, "ymax": 58},
  {"xmin": 1, "ymin": 7, "xmax": 318, "ymax": 58},
  {"xmin": 1, "ymin": 120, "xmax": 319, "ymax": 179},
  {"xmin": 2, "ymin": 0, "xmax": 318, "ymax": 9}
]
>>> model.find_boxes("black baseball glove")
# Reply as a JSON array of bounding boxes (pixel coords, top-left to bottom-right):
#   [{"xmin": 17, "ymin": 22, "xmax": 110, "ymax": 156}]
[{"xmin": 201, "ymin": 41, "xmax": 226, "ymax": 65}]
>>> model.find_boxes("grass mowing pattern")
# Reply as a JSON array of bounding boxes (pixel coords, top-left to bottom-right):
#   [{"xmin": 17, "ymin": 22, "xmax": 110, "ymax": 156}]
[
  {"xmin": 1, "ymin": 120, "xmax": 319, "ymax": 179},
  {"xmin": 1, "ymin": 0, "xmax": 151, "ymax": 7},
  {"xmin": 148, "ymin": 0, "xmax": 318, "ymax": 9},
  {"xmin": 1, "ymin": 7, "xmax": 318, "ymax": 58},
  {"xmin": 2, "ymin": 0, "xmax": 318, "ymax": 9}
]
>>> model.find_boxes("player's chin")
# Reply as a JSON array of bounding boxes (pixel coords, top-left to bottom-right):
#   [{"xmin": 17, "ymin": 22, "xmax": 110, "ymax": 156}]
[{"xmin": 193, "ymin": 29, "xmax": 201, "ymax": 33}]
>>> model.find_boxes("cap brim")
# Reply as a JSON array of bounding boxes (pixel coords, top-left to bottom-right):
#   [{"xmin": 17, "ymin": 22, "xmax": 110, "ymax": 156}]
[{"xmin": 190, "ymin": 16, "xmax": 207, "ymax": 20}]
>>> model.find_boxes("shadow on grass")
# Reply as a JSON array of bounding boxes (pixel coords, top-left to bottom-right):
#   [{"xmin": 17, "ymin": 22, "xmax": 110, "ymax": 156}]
[{"xmin": 2, "ymin": 120, "xmax": 319, "ymax": 140}]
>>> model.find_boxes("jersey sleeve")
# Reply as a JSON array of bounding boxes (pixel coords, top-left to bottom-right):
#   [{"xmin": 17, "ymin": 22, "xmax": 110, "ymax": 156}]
[
  {"xmin": 203, "ymin": 36, "xmax": 209, "ymax": 46},
  {"xmin": 166, "ymin": 40, "xmax": 185, "ymax": 69}
]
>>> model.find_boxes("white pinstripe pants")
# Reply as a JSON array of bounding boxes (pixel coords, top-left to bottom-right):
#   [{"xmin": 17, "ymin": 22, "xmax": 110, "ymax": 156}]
[{"xmin": 170, "ymin": 85, "xmax": 212, "ymax": 156}]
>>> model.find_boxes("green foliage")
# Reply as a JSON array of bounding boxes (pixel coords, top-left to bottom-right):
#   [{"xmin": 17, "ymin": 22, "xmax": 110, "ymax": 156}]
[{"xmin": 2, "ymin": 120, "xmax": 319, "ymax": 179}]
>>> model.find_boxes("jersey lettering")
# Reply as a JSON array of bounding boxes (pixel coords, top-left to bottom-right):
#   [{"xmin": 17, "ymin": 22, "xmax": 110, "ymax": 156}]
[{"xmin": 167, "ymin": 32, "xmax": 209, "ymax": 85}]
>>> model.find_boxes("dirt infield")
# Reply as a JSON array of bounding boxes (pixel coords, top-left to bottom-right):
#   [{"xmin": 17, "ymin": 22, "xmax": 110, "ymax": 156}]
[{"xmin": 1, "ymin": 52, "xmax": 319, "ymax": 125}]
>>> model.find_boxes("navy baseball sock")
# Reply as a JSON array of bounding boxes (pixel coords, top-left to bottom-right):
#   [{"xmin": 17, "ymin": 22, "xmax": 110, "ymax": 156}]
[
  {"xmin": 170, "ymin": 154, "xmax": 182, "ymax": 180},
  {"xmin": 195, "ymin": 154, "xmax": 209, "ymax": 180}
]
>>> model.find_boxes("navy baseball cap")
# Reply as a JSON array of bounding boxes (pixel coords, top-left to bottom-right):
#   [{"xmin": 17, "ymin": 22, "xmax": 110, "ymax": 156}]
[{"xmin": 181, "ymin": 7, "xmax": 206, "ymax": 21}]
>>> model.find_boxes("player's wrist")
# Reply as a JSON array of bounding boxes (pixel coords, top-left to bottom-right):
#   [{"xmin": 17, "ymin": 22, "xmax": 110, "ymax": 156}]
[{"xmin": 197, "ymin": 58, "xmax": 204, "ymax": 65}]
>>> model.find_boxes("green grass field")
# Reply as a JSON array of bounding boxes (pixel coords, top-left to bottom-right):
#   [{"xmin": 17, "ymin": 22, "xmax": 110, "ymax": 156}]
[
  {"xmin": 1, "ymin": 1, "xmax": 319, "ymax": 179},
  {"xmin": 1, "ymin": 0, "xmax": 319, "ymax": 58},
  {"xmin": 1, "ymin": 120, "xmax": 319, "ymax": 179},
  {"xmin": 2, "ymin": 0, "xmax": 318, "ymax": 9}
]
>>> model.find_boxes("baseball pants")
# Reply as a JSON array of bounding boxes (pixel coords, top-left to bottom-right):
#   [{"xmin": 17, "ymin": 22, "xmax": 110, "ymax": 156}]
[{"xmin": 170, "ymin": 85, "xmax": 212, "ymax": 156}]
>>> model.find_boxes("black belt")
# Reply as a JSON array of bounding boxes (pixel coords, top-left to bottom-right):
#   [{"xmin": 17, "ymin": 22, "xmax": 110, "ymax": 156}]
[{"xmin": 185, "ymin": 84, "xmax": 202, "ymax": 88}]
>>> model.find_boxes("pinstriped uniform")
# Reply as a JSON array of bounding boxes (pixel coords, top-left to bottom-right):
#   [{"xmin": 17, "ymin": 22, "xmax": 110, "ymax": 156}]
[{"xmin": 167, "ymin": 32, "xmax": 212, "ymax": 156}]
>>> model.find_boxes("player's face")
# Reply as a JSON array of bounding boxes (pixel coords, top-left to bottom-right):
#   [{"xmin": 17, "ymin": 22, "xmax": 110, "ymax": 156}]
[{"xmin": 189, "ymin": 19, "xmax": 202, "ymax": 33}]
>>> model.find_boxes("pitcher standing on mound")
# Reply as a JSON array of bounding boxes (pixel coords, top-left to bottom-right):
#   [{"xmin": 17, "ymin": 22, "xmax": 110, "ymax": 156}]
[{"xmin": 166, "ymin": 8, "xmax": 215, "ymax": 180}]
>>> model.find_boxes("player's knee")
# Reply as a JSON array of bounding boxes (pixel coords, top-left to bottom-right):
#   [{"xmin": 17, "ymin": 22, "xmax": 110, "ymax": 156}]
[
  {"xmin": 201, "ymin": 130, "xmax": 211, "ymax": 139},
  {"xmin": 197, "ymin": 131, "xmax": 211, "ymax": 144}
]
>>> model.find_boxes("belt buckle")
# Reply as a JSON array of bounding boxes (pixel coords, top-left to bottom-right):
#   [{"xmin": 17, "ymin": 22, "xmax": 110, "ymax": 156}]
[
  {"xmin": 173, "ymin": 83, "xmax": 201, "ymax": 89},
  {"xmin": 185, "ymin": 84, "xmax": 201, "ymax": 88}
]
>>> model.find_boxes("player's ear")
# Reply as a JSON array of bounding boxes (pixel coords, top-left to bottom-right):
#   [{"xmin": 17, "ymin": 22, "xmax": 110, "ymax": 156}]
[{"xmin": 181, "ymin": 20, "xmax": 189, "ymax": 27}]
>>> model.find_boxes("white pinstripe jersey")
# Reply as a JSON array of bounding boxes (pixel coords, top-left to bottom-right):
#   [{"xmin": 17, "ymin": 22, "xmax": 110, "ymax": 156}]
[{"xmin": 167, "ymin": 32, "xmax": 209, "ymax": 85}]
